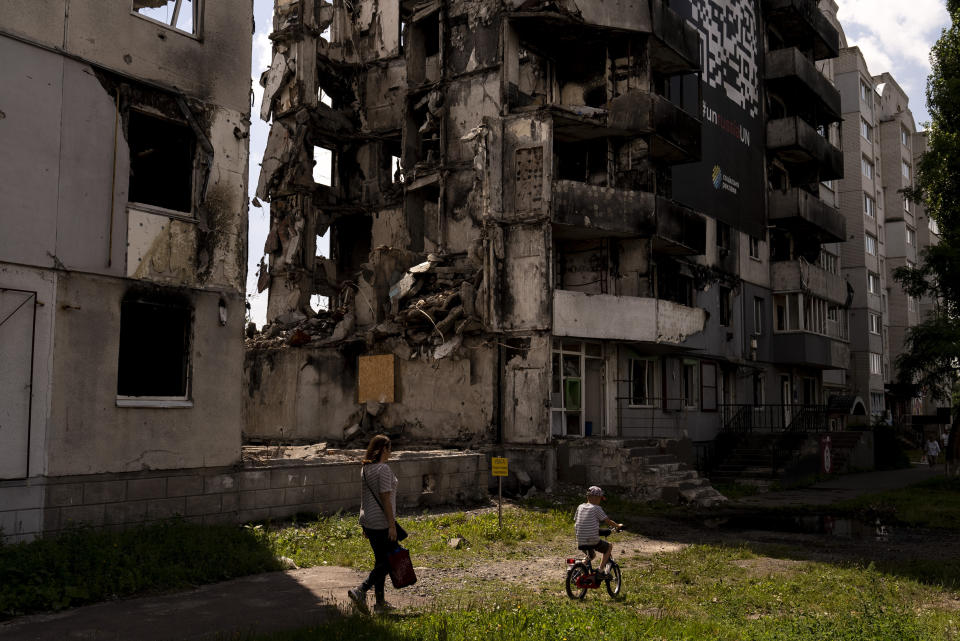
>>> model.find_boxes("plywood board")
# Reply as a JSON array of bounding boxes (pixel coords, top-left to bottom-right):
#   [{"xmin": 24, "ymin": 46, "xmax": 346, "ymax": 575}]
[{"xmin": 358, "ymin": 354, "xmax": 396, "ymax": 403}]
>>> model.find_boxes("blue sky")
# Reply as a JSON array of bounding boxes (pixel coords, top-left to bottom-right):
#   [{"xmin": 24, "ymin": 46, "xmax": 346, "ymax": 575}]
[{"xmin": 244, "ymin": 0, "xmax": 951, "ymax": 327}]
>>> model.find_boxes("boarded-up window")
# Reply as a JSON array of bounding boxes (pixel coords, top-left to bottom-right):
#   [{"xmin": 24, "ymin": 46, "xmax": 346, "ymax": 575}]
[
  {"xmin": 515, "ymin": 147, "xmax": 543, "ymax": 213},
  {"xmin": 358, "ymin": 354, "xmax": 396, "ymax": 403}
]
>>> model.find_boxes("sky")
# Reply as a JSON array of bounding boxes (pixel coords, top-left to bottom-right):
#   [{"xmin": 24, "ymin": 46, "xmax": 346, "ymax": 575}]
[{"xmin": 243, "ymin": 0, "xmax": 952, "ymax": 328}]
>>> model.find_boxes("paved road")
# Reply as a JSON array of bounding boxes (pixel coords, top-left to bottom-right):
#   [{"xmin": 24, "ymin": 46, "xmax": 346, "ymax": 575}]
[{"xmin": 0, "ymin": 465, "xmax": 943, "ymax": 640}]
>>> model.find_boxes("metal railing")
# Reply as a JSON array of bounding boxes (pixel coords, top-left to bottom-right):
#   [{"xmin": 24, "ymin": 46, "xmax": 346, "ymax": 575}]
[{"xmin": 719, "ymin": 404, "xmax": 828, "ymax": 433}]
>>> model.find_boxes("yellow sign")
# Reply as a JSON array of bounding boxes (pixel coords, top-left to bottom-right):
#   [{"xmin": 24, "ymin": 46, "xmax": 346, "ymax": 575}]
[{"xmin": 491, "ymin": 457, "xmax": 508, "ymax": 477}]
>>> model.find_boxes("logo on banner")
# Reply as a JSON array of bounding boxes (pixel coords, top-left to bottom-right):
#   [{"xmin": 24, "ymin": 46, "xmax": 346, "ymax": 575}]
[{"xmin": 712, "ymin": 165, "xmax": 723, "ymax": 189}]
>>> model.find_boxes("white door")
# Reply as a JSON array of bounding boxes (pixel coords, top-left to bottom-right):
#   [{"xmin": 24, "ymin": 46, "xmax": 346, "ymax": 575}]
[{"xmin": 0, "ymin": 289, "xmax": 35, "ymax": 479}]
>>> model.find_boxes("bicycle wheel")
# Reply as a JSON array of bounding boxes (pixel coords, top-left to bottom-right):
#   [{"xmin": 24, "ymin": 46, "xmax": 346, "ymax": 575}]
[
  {"xmin": 605, "ymin": 561, "xmax": 622, "ymax": 598},
  {"xmin": 566, "ymin": 563, "xmax": 589, "ymax": 600}
]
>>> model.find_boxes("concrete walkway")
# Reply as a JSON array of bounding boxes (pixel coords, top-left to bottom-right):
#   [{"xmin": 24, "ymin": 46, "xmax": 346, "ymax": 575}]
[
  {"xmin": 0, "ymin": 566, "xmax": 426, "ymax": 641},
  {"xmin": 733, "ymin": 463, "xmax": 943, "ymax": 508},
  {"xmin": 0, "ymin": 465, "xmax": 944, "ymax": 641}
]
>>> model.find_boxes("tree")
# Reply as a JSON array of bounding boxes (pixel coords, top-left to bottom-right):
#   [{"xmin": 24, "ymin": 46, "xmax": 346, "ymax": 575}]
[{"xmin": 895, "ymin": 0, "xmax": 960, "ymax": 401}]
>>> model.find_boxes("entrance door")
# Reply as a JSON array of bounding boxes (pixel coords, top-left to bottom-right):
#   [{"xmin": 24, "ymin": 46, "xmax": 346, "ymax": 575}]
[
  {"xmin": 584, "ymin": 359, "xmax": 604, "ymax": 437},
  {"xmin": 0, "ymin": 289, "xmax": 35, "ymax": 479}
]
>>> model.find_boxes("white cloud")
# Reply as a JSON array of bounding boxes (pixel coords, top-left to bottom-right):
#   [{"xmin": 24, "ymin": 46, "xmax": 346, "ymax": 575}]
[{"xmin": 835, "ymin": 0, "xmax": 949, "ymax": 122}]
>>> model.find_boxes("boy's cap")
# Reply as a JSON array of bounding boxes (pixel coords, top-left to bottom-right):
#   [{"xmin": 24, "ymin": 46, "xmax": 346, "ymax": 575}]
[{"xmin": 587, "ymin": 486, "xmax": 605, "ymax": 498}]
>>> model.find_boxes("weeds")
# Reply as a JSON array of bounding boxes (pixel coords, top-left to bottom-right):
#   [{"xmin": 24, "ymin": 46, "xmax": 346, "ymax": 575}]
[{"xmin": 0, "ymin": 519, "xmax": 280, "ymax": 619}]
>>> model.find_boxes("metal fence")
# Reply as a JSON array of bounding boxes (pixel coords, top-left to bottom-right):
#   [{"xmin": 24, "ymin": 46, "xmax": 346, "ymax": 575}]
[{"xmin": 719, "ymin": 404, "xmax": 828, "ymax": 433}]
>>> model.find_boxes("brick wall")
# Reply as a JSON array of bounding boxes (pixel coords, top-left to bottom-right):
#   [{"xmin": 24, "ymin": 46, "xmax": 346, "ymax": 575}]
[{"xmin": 0, "ymin": 452, "xmax": 488, "ymax": 543}]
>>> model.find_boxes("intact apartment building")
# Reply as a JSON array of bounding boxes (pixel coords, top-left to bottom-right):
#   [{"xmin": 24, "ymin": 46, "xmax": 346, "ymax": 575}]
[
  {"xmin": 247, "ymin": 0, "xmax": 855, "ymax": 485},
  {"xmin": 826, "ymin": 10, "xmax": 947, "ymax": 422},
  {"xmin": 0, "ymin": 1, "xmax": 252, "ymax": 541}
]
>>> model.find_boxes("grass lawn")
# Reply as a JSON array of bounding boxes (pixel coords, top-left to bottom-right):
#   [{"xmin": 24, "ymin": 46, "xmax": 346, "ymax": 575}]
[
  {"xmin": 0, "ymin": 519, "xmax": 281, "ymax": 619},
  {"xmin": 831, "ymin": 476, "xmax": 960, "ymax": 529},
  {"xmin": 242, "ymin": 544, "xmax": 960, "ymax": 641}
]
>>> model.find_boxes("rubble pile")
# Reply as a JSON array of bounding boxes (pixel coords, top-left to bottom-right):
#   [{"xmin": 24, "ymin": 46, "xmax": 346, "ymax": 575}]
[{"xmin": 246, "ymin": 249, "xmax": 487, "ymax": 360}]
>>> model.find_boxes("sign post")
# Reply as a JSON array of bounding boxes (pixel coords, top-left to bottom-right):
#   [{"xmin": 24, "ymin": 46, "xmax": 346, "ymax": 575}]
[{"xmin": 491, "ymin": 457, "xmax": 508, "ymax": 528}]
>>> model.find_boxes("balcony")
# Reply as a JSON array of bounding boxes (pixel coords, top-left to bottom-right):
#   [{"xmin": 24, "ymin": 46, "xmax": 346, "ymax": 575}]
[
  {"xmin": 771, "ymin": 259, "xmax": 848, "ymax": 305},
  {"xmin": 770, "ymin": 332, "xmax": 849, "ymax": 369},
  {"xmin": 764, "ymin": 48, "xmax": 841, "ymax": 125},
  {"xmin": 551, "ymin": 181, "xmax": 706, "ymax": 254},
  {"xmin": 763, "ymin": 0, "xmax": 840, "ymax": 60},
  {"xmin": 608, "ymin": 91, "xmax": 701, "ymax": 163},
  {"xmin": 507, "ymin": 0, "xmax": 699, "ymax": 74},
  {"xmin": 553, "ymin": 290, "xmax": 706, "ymax": 344},
  {"xmin": 768, "ymin": 188, "xmax": 846, "ymax": 243},
  {"xmin": 649, "ymin": 0, "xmax": 700, "ymax": 74},
  {"xmin": 767, "ymin": 116, "xmax": 843, "ymax": 182}
]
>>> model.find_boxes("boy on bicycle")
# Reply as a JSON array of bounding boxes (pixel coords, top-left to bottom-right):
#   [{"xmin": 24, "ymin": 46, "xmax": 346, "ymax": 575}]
[{"xmin": 574, "ymin": 486, "xmax": 623, "ymax": 576}]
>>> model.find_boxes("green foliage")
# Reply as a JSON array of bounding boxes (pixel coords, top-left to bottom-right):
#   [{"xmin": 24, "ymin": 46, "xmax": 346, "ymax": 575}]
[
  {"xmin": 245, "ymin": 545, "xmax": 960, "ymax": 641},
  {"xmin": 0, "ymin": 519, "xmax": 281, "ymax": 619},
  {"xmin": 253, "ymin": 504, "xmax": 575, "ymax": 570},
  {"xmin": 833, "ymin": 476, "xmax": 960, "ymax": 531},
  {"xmin": 895, "ymin": 4, "xmax": 960, "ymax": 396}
]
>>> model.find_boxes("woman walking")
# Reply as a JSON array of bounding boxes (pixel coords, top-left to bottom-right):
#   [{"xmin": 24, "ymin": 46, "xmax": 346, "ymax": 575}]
[{"xmin": 348, "ymin": 434, "xmax": 400, "ymax": 614}]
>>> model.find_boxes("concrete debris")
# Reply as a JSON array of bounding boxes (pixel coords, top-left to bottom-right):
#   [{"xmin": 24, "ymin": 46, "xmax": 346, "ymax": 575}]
[
  {"xmin": 365, "ymin": 400, "xmax": 384, "ymax": 417},
  {"xmin": 277, "ymin": 556, "xmax": 299, "ymax": 570},
  {"xmin": 433, "ymin": 335, "xmax": 462, "ymax": 360},
  {"xmin": 344, "ymin": 423, "xmax": 362, "ymax": 439},
  {"xmin": 447, "ymin": 537, "xmax": 468, "ymax": 549}
]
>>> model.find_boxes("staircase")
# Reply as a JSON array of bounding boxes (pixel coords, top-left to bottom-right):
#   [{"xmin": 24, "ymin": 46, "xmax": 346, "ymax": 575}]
[{"xmin": 622, "ymin": 441, "xmax": 729, "ymax": 507}]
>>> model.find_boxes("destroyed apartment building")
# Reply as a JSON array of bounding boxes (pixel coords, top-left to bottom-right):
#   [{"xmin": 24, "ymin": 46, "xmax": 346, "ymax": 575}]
[{"xmin": 248, "ymin": 0, "xmax": 857, "ymax": 495}]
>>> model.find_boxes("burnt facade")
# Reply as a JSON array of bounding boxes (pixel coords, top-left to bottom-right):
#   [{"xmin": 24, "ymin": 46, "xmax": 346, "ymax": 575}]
[
  {"xmin": 0, "ymin": 1, "xmax": 252, "ymax": 541},
  {"xmin": 249, "ymin": 0, "xmax": 853, "ymax": 488}
]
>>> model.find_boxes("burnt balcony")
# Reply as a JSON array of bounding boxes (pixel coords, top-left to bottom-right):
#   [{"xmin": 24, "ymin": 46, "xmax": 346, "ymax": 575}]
[
  {"xmin": 551, "ymin": 180, "xmax": 706, "ymax": 255},
  {"xmin": 768, "ymin": 188, "xmax": 846, "ymax": 243},
  {"xmin": 650, "ymin": 0, "xmax": 700, "ymax": 74},
  {"xmin": 608, "ymin": 91, "xmax": 701, "ymax": 164},
  {"xmin": 507, "ymin": 0, "xmax": 699, "ymax": 75},
  {"xmin": 764, "ymin": 48, "xmax": 841, "ymax": 125},
  {"xmin": 771, "ymin": 259, "xmax": 848, "ymax": 305},
  {"xmin": 763, "ymin": 0, "xmax": 840, "ymax": 61},
  {"xmin": 770, "ymin": 332, "xmax": 849, "ymax": 370},
  {"xmin": 767, "ymin": 116, "xmax": 843, "ymax": 182}
]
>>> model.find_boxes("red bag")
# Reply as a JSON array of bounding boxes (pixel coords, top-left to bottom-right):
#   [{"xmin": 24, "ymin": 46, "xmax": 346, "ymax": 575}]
[{"xmin": 388, "ymin": 546, "xmax": 417, "ymax": 588}]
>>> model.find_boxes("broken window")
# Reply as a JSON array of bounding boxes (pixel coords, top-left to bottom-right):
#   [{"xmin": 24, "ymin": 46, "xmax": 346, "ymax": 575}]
[
  {"xmin": 332, "ymin": 215, "xmax": 372, "ymax": 282},
  {"xmin": 719, "ymin": 286, "xmax": 732, "ymax": 327},
  {"xmin": 407, "ymin": 11, "xmax": 441, "ymax": 85},
  {"xmin": 117, "ymin": 294, "xmax": 191, "ymax": 399},
  {"xmin": 313, "ymin": 146, "xmax": 335, "ymax": 186},
  {"xmin": 555, "ymin": 139, "xmax": 609, "ymax": 186},
  {"xmin": 628, "ymin": 358, "xmax": 656, "ymax": 407},
  {"xmin": 133, "ymin": 0, "xmax": 200, "ymax": 35},
  {"xmin": 128, "ymin": 110, "xmax": 196, "ymax": 214}
]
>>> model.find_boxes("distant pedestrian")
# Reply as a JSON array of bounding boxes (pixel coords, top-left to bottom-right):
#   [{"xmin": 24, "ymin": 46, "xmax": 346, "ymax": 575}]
[
  {"xmin": 925, "ymin": 434, "xmax": 942, "ymax": 469},
  {"xmin": 348, "ymin": 434, "xmax": 401, "ymax": 615}
]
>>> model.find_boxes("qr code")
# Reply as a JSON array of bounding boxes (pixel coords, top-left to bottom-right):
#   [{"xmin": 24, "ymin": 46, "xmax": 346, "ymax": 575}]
[{"xmin": 690, "ymin": 0, "xmax": 760, "ymax": 118}]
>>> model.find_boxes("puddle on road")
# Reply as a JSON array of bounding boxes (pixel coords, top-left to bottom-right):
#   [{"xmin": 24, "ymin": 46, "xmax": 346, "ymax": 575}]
[{"xmin": 706, "ymin": 514, "xmax": 892, "ymax": 541}]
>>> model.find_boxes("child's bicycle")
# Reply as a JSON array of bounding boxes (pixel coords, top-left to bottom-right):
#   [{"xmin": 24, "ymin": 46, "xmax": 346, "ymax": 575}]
[{"xmin": 565, "ymin": 528, "xmax": 622, "ymax": 599}]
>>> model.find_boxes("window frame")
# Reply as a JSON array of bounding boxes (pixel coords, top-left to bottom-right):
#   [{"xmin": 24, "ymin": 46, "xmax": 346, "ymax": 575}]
[
  {"xmin": 869, "ymin": 312, "xmax": 881, "ymax": 335},
  {"xmin": 868, "ymin": 271, "xmax": 880, "ymax": 295},
  {"xmin": 627, "ymin": 357, "xmax": 657, "ymax": 408},
  {"xmin": 749, "ymin": 235, "xmax": 761, "ymax": 260},
  {"xmin": 860, "ymin": 117, "xmax": 871, "ymax": 141},
  {"xmin": 864, "ymin": 193, "xmax": 875, "ymax": 218},
  {"xmin": 870, "ymin": 352, "xmax": 883, "ymax": 376},
  {"xmin": 861, "ymin": 156, "xmax": 873, "ymax": 179},
  {"xmin": 753, "ymin": 297, "xmax": 764, "ymax": 336},
  {"xmin": 865, "ymin": 233, "xmax": 877, "ymax": 256},
  {"xmin": 116, "ymin": 296, "xmax": 194, "ymax": 407},
  {"xmin": 131, "ymin": 0, "xmax": 204, "ymax": 39}
]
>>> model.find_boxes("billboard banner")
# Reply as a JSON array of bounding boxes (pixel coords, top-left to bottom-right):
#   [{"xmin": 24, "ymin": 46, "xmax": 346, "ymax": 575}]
[{"xmin": 670, "ymin": 0, "xmax": 766, "ymax": 238}]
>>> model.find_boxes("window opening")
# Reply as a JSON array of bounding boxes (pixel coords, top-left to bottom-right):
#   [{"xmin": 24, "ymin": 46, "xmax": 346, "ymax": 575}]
[
  {"xmin": 629, "ymin": 358, "xmax": 655, "ymax": 407},
  {"xmin": 313, "ymin": 146, "xmax": 334, "ymax": 186},
  {"xmin": 133, "ymin": 0, "xmax": 198, "ymax": 35},
  {"xmin": 117, "ymin": 295, "xmax": 191, "ymax": 398},
  {"xmin": 719, "ymin": 286, "xmax": 732, "ymax": 327},
  {"xmin": 128, "ymin": 110, "xmax": 195, "ymax": 214},
  {"xmin": 753, "ymin": 297, "xmax": 764, "ymax": 335}
]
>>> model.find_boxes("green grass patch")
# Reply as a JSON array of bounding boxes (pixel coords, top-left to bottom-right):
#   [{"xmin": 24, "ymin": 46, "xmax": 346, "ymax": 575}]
[
  {"xmin": 831, "ymin": 476, "xmax": 960, "ymax": 530},
  {"xmin": 254, "ymin": 503, "xmax": 575, "ymax": 570},
  {"xmin": 244, "ymin": 545, "xmax": 960, "ymax": 641},
  {"xmin": 0, "ymin": 519, "xmax": 281, "ymax": 619}
]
